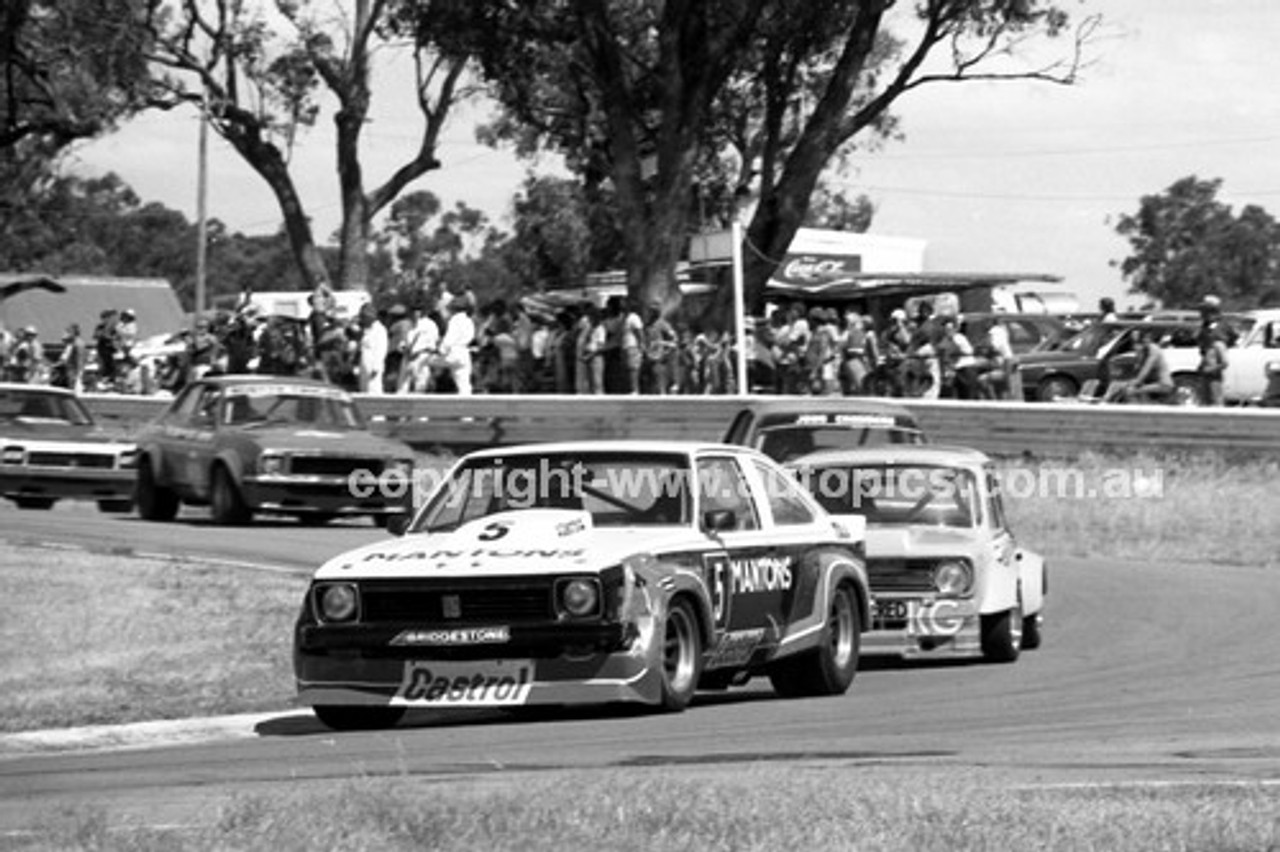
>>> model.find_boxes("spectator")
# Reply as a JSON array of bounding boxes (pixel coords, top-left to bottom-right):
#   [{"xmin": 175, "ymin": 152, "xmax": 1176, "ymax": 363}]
[
  {"xmin": 511, "ymin": 302, "xmax": 536, "ymax": 393},
  {"xmin": 438, "ymin": 296, "xmax": 476, "ymax": 395},
  {"xmin": 975, "ymin": 322, "xmax": 1017, "ymax": 400},
  {"xmin": 93, "ymin": 309, "xmax": 120, "ymax": 389},
  {"xmin": 643, "ymin": 305, "xmax": 678, "ymax": 395},
  {"xmin": 575, "ymin": 303, "xmax": 605, "ymax": 395},
  {"xmin": 9, "ymin": 326, "xmax": 42, "ymax": 383},
  {"xmin": 357, "ymin": 303, "xmax": 388, "ymax": 395},
  {"xmin": 1105, "ymin": 327, "xmax": 1174, "ymax": 403},
  {"xmin": 529, "ymin": 314, "xmax": 551, "ymax": 392},
  {"xmin": 188, "ymin": 317, "xmax": 221, "ymax": 381},
  {"xmin": 839, "ymin": 310, "xmax": 874, "ymax": 396},
  {"xmin": 400, "ymin": 307, "xmax": 441, "ymax": 393},
  {"xmin": 550, "ymin": 310, "xmax": 577, "ymax": 394},
  {"xmin": 384, "ymin": 304, "xmax": 413, "ymax": 393},
  {"xmin": 934, "ymin": 315, "xmax": 976, "ymax": 398},
  {"xmin": 53, "ymin": 324, "xmax": 86, "ymax": 392},
  {"xmin": 1098, "ymin": 297, "xmax": 1118, "ymax": 323},
  {"xmin": 621, "ymin": 297, "xmax": 645, "ymax": 394}
]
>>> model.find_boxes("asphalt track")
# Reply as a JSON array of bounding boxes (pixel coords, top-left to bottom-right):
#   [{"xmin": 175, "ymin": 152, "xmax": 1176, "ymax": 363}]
[{"xmin": 1, "ymin": 501, "xmax": 1278, "ymax": 832}]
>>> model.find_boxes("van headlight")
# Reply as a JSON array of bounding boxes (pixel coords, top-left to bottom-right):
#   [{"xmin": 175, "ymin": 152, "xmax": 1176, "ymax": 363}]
[
  {"xmin": 258, "ymin": 453, "xmax": 287, "ymax": 476},
  {"xmin": 933, "ymin": 560, "xmax": 973, "ymax": 596},
  {"xmin": 555, "ymin": 577, "xmax": 601, "ymax": 619}
]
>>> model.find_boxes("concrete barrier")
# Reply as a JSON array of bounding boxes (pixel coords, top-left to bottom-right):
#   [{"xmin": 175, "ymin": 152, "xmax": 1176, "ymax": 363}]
[{"xmin": 82, "ymin": 392, "xmax": 1280, "ymax": 458}]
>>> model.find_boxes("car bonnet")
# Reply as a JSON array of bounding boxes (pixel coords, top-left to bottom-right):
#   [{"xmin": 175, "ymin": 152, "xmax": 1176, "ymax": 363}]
[{"xmin": 313, "ymin": 509, "xmax": 702, "ymax": 580}]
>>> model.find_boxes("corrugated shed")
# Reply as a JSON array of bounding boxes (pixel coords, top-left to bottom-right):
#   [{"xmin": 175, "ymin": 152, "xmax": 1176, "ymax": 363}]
[{"xmin": 0, "ymin": 275, "xmax": 184, "ymax": 340}]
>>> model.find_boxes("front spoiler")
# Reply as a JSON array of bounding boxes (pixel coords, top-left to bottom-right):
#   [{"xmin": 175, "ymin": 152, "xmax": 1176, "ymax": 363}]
[{"xmin": 296, "ymin": 616, "xmax": 665, "ymax": 709}]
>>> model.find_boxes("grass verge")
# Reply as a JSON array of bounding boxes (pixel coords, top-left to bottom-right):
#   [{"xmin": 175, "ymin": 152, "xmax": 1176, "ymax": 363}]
[{"xmin": 4, "ymin": 770, "xmax": 1277, "ymax": 852}]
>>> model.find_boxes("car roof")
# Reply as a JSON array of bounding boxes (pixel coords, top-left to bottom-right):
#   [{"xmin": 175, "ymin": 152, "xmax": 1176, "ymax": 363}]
[
  {"xmin": 731, "ymin": 397, "xmax": 919, "ymax": 423},
  {"xmin": 787, "ymin": 444, "xmax": 990, "ymax": 468},
  {"xmin": 194, "ymin": 373, "xmax": 337, "ymax": 389},
  {"xmin": 0, "ymin": 382, "xmax": 74, "ymax": 396},
  {"xmin": 460, "ymin": 440, "xmax": 764, "ymax": 461}
]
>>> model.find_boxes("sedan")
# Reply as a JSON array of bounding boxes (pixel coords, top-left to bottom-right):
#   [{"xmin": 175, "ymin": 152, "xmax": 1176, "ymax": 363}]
[
  {"xmin": 293, "ymin": 440, "xmax": 870, "ymax": 729},
  {"xmin": 133, "ymin": 375, "xmax": 415, "ymax": 525}
]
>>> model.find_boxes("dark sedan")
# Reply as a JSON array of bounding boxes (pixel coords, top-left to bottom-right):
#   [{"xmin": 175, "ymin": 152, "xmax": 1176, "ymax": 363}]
[
  {"xmin": 0, "ymin": 383, "xmax": 136, "ymax": 511},
  {"xmin": 1015, "ymin": 320, "xmax": 1203, "ymax": 402},
  {"xmin": 133, "ymin": 375, "xmax": 416, "ymax": 525}
]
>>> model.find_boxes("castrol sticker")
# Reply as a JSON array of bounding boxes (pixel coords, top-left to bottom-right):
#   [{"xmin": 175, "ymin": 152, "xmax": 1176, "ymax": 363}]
[{"xmin": 392, "ymin": 659, "xmax": 534, "ymax": 707}]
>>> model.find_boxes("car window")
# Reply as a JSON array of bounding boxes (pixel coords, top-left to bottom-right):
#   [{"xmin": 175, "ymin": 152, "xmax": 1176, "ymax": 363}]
[
  {"xmin": 752, "ymin": 460, "xmax": 817, "ymax": 526},
  {"xmin": 167, "ymin": 385, "xmax": 205, "ymax": 423},
  {"xmin": 986, "ymin": 469, "xmax": 1007, "ymax": 532},
  {"xmin": 416, "ymin": 452, "xmax": 692, "ymax": 532},
  {"xmin": 221, "ymin": 391, "xmax": 361, "ymax": 428},
  {"xmin": 804, "ymin": 464, "xmax": 978, "ymax": 529},
  {"xmin": 193, "ymin": 388, "xmax": 221, "ymax": 426},
  {"xmin": 696, "ymin": 456, "xmax": 759, "ymax": 532},
  {"xmin": 1005, "ymin": 320, "xmax": 1038, "ymax": 349}
]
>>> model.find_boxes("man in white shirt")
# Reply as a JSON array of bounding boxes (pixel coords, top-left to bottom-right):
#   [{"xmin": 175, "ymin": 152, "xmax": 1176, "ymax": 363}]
[
  {"xmin": 358, "ymin": 304, "xmax": 388, "ymax": 395},
  {"xmin": 439, "ymin": 297, "xmax": 476, "ymax": 395}
]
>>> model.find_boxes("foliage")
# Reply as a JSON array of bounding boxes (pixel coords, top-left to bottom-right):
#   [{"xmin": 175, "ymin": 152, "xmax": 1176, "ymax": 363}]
[
  {"xmin": 139, "ymin": 0, "xmax": 472, "ymax": 293},
  {"xmin": 444, "ymin": 0, "xmax": 1095, "ymax": 316},
  {"xmin": 1113, "ymin": 176, "xmax": 1280, "ymax": 309},
  {"xmin": 0, "ymin": 0, "xmax": 154, "ymax": 152}
]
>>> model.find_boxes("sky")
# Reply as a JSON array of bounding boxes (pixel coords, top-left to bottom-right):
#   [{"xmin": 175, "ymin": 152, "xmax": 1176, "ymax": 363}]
[{"xmin": 71, "ymin": 0, "xmax": 1280, "ymax": 313}]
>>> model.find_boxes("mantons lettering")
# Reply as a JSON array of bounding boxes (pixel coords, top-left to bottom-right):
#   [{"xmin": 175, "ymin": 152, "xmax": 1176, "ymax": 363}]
[
  {"xmin": 362, "ymin": 548, "xmax": 585, "ymax": 562},
  {"xmin": 729, "ymin": 556, "xmax": 793, "ymax": 594}
]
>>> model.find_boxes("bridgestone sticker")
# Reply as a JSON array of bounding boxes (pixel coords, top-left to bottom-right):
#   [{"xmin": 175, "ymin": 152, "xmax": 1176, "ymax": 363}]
[{"xmin": 392, "ymin": 660, "xmax": 534, "ymax": 707}]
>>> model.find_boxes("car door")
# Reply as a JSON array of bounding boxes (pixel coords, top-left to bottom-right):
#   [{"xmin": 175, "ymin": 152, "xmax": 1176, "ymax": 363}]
[
  {"xmin": 162, "ymin": 383, "xmax": 222, "ymax": 498},
  {"xmin": 694, "ymin": 454, "xmax": 792, "ymax": 659}
]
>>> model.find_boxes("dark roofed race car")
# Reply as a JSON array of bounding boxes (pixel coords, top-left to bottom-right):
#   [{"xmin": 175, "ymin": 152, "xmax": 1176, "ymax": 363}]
[
  {"xmin": 722, "ymin": 398, "xmax": 926, "ymax": 464},
  {"xmin": 0, "ymin": 383, "xmax": 136, "ymax": 511},
  {"xmin": 133, "ymin": 375, "xmax": 415, "ymax": 525},
  {"xmin": 293, "ymin": 440, "xmax": 870, "ymax": 730},
  {"xmin": 789, "ymin": 445, "xmax": 1045, "ymax": 663}
]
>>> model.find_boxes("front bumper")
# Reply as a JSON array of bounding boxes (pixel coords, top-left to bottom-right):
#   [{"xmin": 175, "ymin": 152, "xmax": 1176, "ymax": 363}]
[
  {"xmin": 294, "ymin": 615, "xmax": 666, "ymax": 709},
  {"xmin": 241, "ymin": 476, "xmax": 407, "ymax": 516},
  {"xmin": 0, "ymin": 468, "xmax": 134, "ymax": 502},
  {"xmin": 863, "ymin": 595, "xmax": 981, "ymax": 659}
]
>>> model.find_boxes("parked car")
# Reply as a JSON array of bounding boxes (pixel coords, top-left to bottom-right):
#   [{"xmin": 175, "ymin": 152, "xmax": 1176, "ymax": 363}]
[
  {"xmin": 293, "ymin": 440, "xmax": 870, "ymax": 729},
  {"xmin": 788, "ymin": 445, "xmax": 1046, "ymax": 662},
  {"xmin": 133, "ymin": 375, "xmax": 415, "ymax": 525},
  {"xmin": 0, "ymin": 383, "xmax": 136, "ymax": 511},
  {"xmin": 1161, "ymin": 309, "xmax": 1280, "ymax": 405},
  {"xmin": 959, "ymin": 312, "xmax": 1070, "ymax": 355},
  {"xmin": 1015, "ymin": 319, "xmax": 1205, "ymax": 402},
  {"xmin": 721, "ymin": 398, "xmax": 925, "ymax": 464}
]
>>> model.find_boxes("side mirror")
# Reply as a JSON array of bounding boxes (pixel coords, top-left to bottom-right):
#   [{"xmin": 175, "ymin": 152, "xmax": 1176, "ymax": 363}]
[
  {"xmin": 385, "ymin": 513, "xmax": 411, "ymax": 537},
  {"xmin": 702, "ymin": 509, "xmax": 737, "ymax": 533}
]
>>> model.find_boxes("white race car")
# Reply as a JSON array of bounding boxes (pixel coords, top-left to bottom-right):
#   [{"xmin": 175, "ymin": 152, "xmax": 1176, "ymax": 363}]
[
  {"xmin": 294, "ymin": 441, "xmax": 870, "ymax": 729},
  {"xmin": 790, "ymin": 445, "xmax": 1046, "ymax": 663}
]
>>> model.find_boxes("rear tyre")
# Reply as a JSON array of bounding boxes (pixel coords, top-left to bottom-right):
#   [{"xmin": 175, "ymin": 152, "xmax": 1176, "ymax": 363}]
[
  {"xmin": 657, "ymin": 598, "xmax": 702, "ymax": 711},
  {"xmin": 12, "ymin": 497, "xmax": 55, "ymax": 510},
  {"xmin": 1037, "ymin": 375, "xmax": 1078, "ymax": 402},
  {"xmin": 1021, "ymin": 611, "xmax": 1043, "ymax": 650},
  {"xmin": 981, "ymin": 602, "xmax": 1023, "ymax": 663},
  {"xmin": 313, "ymin": 705, "xmax": 406, "ymax": 731},
  {"xmin": 136, "ymin": 458, "xmax": 180, "ymax": 521},
  {"xmin": 770, "ymin": 582, "xmax": 861, "ymax": 698},
  {"xmin": 210, "ymin": 465, "xmax": 252, "ymax": 526}
]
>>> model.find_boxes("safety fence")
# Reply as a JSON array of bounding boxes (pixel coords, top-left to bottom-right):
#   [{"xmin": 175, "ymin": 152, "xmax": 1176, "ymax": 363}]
[{"xmin": 82, "ymin": 393, "xmax": 1280, "ymax": 458}]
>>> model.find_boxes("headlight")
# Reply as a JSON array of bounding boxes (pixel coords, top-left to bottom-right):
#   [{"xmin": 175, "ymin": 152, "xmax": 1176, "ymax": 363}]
[
  {"xmin": 1, "ymin": 446, "xmax": 23, "ymax": 465},
  {"xmin": 258, "ymin": 453, "xmax": 287, "ymax": 475},
  {"xmin": 316, "ymin": 583, "xmax": 359, "ymax": 623},
  {"xmin": 933, "ymin": 560, "xmax": 973, "ymax": 596},
  {"xmin": 556, "ymin": 577, "xmax": 601, "ymax": 618}
]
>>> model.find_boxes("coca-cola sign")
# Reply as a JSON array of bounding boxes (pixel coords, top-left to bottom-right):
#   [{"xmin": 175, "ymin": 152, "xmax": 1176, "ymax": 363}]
[{"xmin": 776, "ymin": 253, "xmax": 862, "ymax": 286}]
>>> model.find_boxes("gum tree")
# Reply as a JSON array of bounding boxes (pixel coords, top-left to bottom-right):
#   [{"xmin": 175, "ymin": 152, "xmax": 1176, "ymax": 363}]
[
  {"xmin": 140, "ymin": 0, "xmax": 471, "ymax": 292},
  {"xmin": 438, "ymin": 0, "xmax": 1096, "ymax": 314}
]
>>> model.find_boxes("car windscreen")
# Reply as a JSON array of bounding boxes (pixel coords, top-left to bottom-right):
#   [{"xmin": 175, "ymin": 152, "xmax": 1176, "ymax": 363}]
[
  {"xmin": 0, "ymin": 389, "xmax": 93, "ymax": 425},
  {"xmin": 800, "ymin": 463, "xmax": 979, "ymax": 528},
  {"xmin": 415, "ymin": 452, "xmax": 693, "ymax": 532},
  {"xmin": 220, "ymin": 390, "xmax": 362, "ymax": 429}
]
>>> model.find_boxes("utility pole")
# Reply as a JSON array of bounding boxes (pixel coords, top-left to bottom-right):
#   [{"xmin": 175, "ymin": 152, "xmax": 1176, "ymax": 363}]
[{"xmin": 194, "ymin": 87, "xmax": 209, "ymax": 332}]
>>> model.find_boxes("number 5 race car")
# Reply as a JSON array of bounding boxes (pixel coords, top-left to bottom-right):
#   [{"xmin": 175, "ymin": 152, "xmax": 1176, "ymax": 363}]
[{"xmin": 294, "ymin": 441, "xmax": 870, "ymax": 730}]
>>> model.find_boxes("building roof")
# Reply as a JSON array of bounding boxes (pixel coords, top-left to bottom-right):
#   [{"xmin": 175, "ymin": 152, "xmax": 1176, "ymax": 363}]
[{"xmin": 0, "ymin": 274, "xmax": 184, "ymax": 340}]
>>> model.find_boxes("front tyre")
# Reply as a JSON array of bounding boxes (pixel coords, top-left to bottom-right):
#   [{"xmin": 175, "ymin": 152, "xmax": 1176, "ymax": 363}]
[
  {"xmin": 135, "ymin": 458, "xmax": 180, "ymax": 521},
  {"xmin": 1021, "ymin": 611, "xmax": 1043, "ymax": 650},
  {"xmin": 12, "ymin": 497, "xmax": 55, "ymax": 510},
  {"xmin": 313, "ymin": 705, "xmax": 406, "ymax": 731},
  {"xmin": 981, "ymin": 602, "xmax": 1023, "ymax": 663},
  {"xmin": 210, "ymin": 465, "xmax": 252, "ymax": 526},
  {"xmin": 770, "ymin": 581, "xmax": 861, "ymax": 698},
  {"xmin": 657, "ymin": 598, "xmax": 703, "ymax": 711}
]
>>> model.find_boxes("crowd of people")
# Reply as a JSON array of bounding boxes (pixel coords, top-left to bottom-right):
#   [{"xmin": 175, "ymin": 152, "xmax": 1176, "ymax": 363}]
[{"xmin": 0, "ymin": 287, "xmax": 1239, "ymax": 405}]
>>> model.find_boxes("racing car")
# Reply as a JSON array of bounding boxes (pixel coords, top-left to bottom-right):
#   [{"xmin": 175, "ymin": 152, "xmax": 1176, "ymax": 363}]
[
  {"xmin": 790, "ymin": 445, "xmax": 1045, "ymax": 663},
  {"xmin": 293, "ymin": 440, "xmax": 870, "ymax": 730}
]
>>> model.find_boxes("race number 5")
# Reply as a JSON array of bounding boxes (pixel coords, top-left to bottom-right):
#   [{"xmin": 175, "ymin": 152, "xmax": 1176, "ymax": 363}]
[
  {"xmin": 702, "ymin": 552, "xmax": 732, "ymax": 629},
  {"xmin": 477, "ymin": 521, "xmax": 511, "ymax": 542}
]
